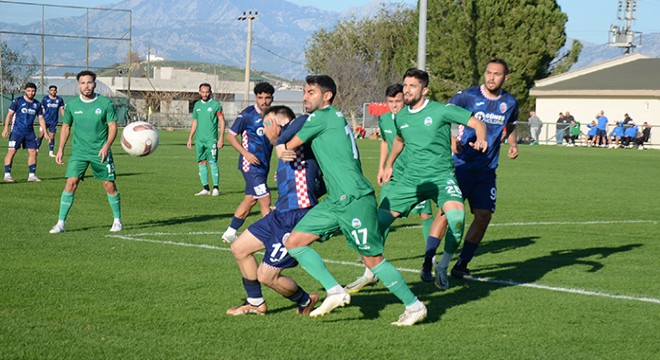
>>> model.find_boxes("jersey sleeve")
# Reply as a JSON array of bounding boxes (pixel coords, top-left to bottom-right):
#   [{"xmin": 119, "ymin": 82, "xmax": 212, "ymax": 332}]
[
  {"xmin": 448, "ymin": 90, "xmax": 470, "ymax": 108},
  {"xmin": 277, "ymin": 115, "xmax": 308, "ymax": 145},
  {"xmin": 8, "ymin": 99, "xmax": 19, "ymax": 112},
  {"xmin": 295, "ymin": 113, "xmax": 325, "ymax": 144},
  {"xmin": 230, "ymin": 112, "xmax": 247, "ymax": 135},
  {"xmin": 192, "ymin": 103, "xmax": 199, "ymax": 120},
  {"xmin": 59, "ymin": 97, "xmax": 65, "ymax": 108},
  {"xmin": 443, "ymin": 103, "xmax": 472, "ymax": 126},
  {"xmin": 105, "ymin": 100, "xmax": 117, "ymax": 123},
  {"xmin": 508, "ymin": 99, "xmax": 519, "ymax": 125},
  {"xmin": 62, "ymin": 104, "xmax": 73, "ymax": 125}
]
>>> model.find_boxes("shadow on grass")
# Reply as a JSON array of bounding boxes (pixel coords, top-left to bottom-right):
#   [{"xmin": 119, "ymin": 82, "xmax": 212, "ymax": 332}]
[{"xmin": 341, "ymin": 239, "xmax": 641, "ymax": 324}]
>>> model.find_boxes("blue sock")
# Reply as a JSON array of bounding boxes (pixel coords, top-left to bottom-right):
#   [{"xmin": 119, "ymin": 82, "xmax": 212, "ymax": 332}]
[
  {"xmin": 49, "ymin": 139, "xmax": 55, "ymax": 152},
  {"xmin": 36, "ymin": 137, "xmax": 42, "ymax": 149},
  {"xmin": 28, "ymin": 163, "xmax": 37, "ymax": 174},
  {"xmin": 423, "ymin": 236, "xmax": 441, "ymax": 270},
  {"xmin": 230, "ymin": 216, "xmax": 245, "ymax": 230},
  {"xmin": 242, "ymin": 277, "xmax": 262, "ymax": 299},
  {"xmin": 458, "ymin": 241, "xmax": 480, "ymax": 265},
  {"xmin": 286, "ymin": 286, "xmax": 310, "ymax": 307},
  {"xmin": 4, "ymin": 164, "xmax": 11, "ymax": 173}
]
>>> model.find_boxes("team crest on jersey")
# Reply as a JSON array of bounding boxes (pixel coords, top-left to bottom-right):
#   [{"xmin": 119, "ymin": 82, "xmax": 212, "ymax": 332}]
[
  {"xmin": 499, "ymin": 102, "xmax": 507, "ymax": 113},
  {"xmin": 207, "ymin": 107, "xmax": 212, "ymax": 112},
  {"xmin": 424, "ymin": 117, "xmax": 433, "ymax": 126},
  {"xmin": 256, "ymin": 127, "xmax": 264, "ymax": 136},
  {"xmin": 95, "ymin": 108, "xmax": 102, "ymax": 115},
  {"xmin": 351, "ymin": 218, "xmax": 362, "ymax": 228}
]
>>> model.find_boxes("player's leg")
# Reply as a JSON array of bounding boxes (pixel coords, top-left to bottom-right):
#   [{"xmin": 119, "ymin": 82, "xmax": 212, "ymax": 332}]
[
  {"xmin": 257, "ymin": 194, "xmax": 271, "ymax": 217},
  {"xmin": 257, "ymin": 265, "xmax": 318, "ymax": 316},
  {"xmin": 222, "ymin": 195, "xmax": 257, "ymax": 243},
  {"xmin": 3, "ymin": 148, "xmax": 17, "ymax": 182},
  {"xmin": 208, "ymin": 142, "xmax": 220, "ymax": 195},
  {"xmin": 226, "ymin": 229, "xmax": 267, "ymax": 315},
  {"xmin": 48, "ymin": 128, "xmax": 56, "ymax": 157},
  {"xmin": 26, "ymin": 148, "xmax": 39, "ymax": 182},
  {"xmin": 91, "ymin": 153, "xmax": 122, "ymax": 232},
  {"xmin": 421, "ymin": 212, "xmax": 447, "ymax": 282},
  {"xmin": 194, "ymin": 143, "xmax": 210, "ymax": 195},
  {"xmin": 50, "ymin": 170, "xmax": 83, "ymax": 233}
]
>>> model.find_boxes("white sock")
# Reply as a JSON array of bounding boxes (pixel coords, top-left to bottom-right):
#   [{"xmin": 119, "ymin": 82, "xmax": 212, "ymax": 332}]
[
  {"xmin": 327, "ymin": 284, "xmax": 345, "ymax": 295},
  {"xmin": 4, "ymin": 173, "xmax": 10, "ymax": 177},
  {"xmin": 246, "ymin": 297, "xmax": 264, "ymax": 306},
  {"xmin": 57, "ymin": 220, "xmax": 65, "ymax": 226},
  {"xmin": 114, "ymin": 218, "xmax": 122, "ymax": 224},
  {"xmin": 406, "ymin": 299, "xmax": 424, "ymax": 311},
  {"xmin": 363, "ymin": 267, "xmax": 375, "ymax": 279},
  {"xmin": 437, "ymin": 252, "xmax": 454, "ymax": 268},
  {"xmin": 225, "ymin": 227, "xmax": 237, "ymax": 236},
  {"xmin": 29, "ymin": 173, "xmax": 35, "ymax": 177}
]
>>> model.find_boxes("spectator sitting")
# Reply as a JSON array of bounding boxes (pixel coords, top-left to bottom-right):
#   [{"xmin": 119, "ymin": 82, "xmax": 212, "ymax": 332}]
[
  {"xmin": 634, "ymin": 122, "xmax": 652, "ymax": 150},
  {"xmin": 608, "ymin": 121, "xmax": 624, "ymax": 148},
  {"xmin": 584, "ymin": 120, "xmax": 597, "ymax": 147},
  {"xmin": 567, "ymin": 119, "xmax": 580, "ymax": 147},
  {"xmin": 622, "ymin": 122, "xmax": 639, "ymax": 148},
  {"xmin": 354, "ymin": 124, "xmax": 366, "ymax": 139}
]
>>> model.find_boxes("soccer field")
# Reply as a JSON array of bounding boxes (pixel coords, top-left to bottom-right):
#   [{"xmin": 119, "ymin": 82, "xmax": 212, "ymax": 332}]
[{"xmin": 1, "ymin": 130, "xmax": 658, "ymax": 359}]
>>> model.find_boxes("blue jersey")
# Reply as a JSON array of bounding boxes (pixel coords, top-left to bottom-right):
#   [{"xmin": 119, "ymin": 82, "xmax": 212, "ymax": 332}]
[
  {"xmin": 8, "ymin": 97, "xmax": 43, "ymax": 133},
  {"xmin": 587, "ymin": 123, "xmax": 597, "ymax": 136},
  {"xmin": 275, "ymin": 115, "xmax": 326, "ymax": 212},
  {"xmin": 624, "ymin": 125, "xmax": 639, "ymax": 138},
  {"xmin": 449, "ymin": 85, "xmax": 518, "ymax": 171},
  {"xmin": 230, "ymin": 105, "xmax": 272, "ymax": 175},
  {"xmin": 597, "ymin": 116, "xmax": 608, "ymax": 130},
  {"xmin": 41, "ymin": 95, "xmax": 65, "ymax": 126},
  {"xmin": 610, "ymin": 124, "xmax": 624, "ymax": 137}
]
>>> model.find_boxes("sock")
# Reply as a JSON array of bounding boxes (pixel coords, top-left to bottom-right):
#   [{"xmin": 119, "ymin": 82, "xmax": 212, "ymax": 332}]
[
  {"xmin": 28, "ymin": 163, "xmax": 36, "ymax": 177},
  {"xmin": 242, "ymin": 277, "xmax": 263, "ymax": 300},
  {"xmin": 377, "ymin": 209, "xmax": 396, "ymax": 239},
  {"xmin": 444, "ymin": 208, "xmax": 465, "ymax": 253},
  {"xmin": 49, "ymin": 139, "xmax": 55, "ymax": 152},
  {"xmin": 286, "ymin": 286, "xmax": 311, "ymax": 307},
  {"xmin": 36, "ymin": 137, "xmax": 42, "ymax": 149},
  {"xmin": 371, "ymin": 259, "xmax": 417, "ymax": 306},
  {"xmin": 437, "ymin": 251, "xmax": 453, "ymax": 269},
  {"xmin": 458, "ymin": 241, "xmax": 480, "ymax": 266},
  {"xmin": 198, "ymin": 164, "xmax": 209, "ymax": 187},
  {"xmin": 209, "ymin": 161, "xmax": 219, "ymax": 186},
  {"xmin": 107, "ymin": 192, "xmax": 121, "ymax": 219},
  {"xmin": 287, "ymin": 246, "xmax": 339, "ymax": 290},
  {"xmin": 58, "ymin": 191, "xmax": 75, "ymax": 221},
  {"xmin": 421, "ymin": 216, "xmax": 434, "ymax": 243},
  {"xmin": 363, "ymin": 267, "xmax": 375, "ymax": 279},
  {"xmin": 4, "ymin": 164, "xmax": 11, "ymax": 174},
  {"xmin": 423, "ymin": 236, "xmax": 441, "ymax": 271},
  {"xmin": 229, "ymin": 216, "xmax": 245, "ymax": 231}
]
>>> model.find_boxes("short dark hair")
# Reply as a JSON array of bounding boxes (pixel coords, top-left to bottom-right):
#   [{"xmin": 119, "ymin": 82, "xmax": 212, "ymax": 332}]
[
  {"xmin": 487, "ymin": 58, "xmax": 510, "ymax": 75},
  {"xmin": 76, "ymin": 70, "xmax": 96, "ymax": 81},
  {"xmin": 199, "ymin": 83, "xmax": 212, "ymax": 91},
  {"xmin": 385, "ymin": 83, "xmax": 403, "ymax": 98},
  {"xmin": 264, "ymin": 105, "xmax": 295, "ymax": 121},
  {"xmin": 48, "ymin": 85, "xmax": 57, "ymax": 90},
  {"xmin": 254, "ymin": 82, "xmax": 275, "ymax": 96},
  {"xmin": 305, "ymin": 75, "xmax": 337, "ymax": 104},
  {"xmin": 403, "ymin": 68, "xmax": 429, "ymax": 88},
  {"xmin": 24, "ymin": 82, "xmax": 37, "ymax": 90}
]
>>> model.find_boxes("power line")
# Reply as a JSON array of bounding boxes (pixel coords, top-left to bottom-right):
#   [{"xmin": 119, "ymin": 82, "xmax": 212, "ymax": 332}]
[{"xmin": 253, "ymin": 43, "xmax": 304, "ymax": 66}]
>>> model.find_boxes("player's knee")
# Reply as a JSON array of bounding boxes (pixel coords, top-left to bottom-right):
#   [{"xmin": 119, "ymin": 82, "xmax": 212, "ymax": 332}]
[
  {"xmin": 256, "ymin": 267, "xmax": 277, "ymax": 286},
  {"xmin": 445, "ymin": 208, "xmax": 465, "ymax": 233}
]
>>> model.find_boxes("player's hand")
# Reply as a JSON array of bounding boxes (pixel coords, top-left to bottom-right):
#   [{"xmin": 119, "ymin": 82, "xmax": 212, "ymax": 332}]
[
  {"xmin": 187, "ymin": 138, "xmax": 193, "ymax": 149},
  {"xmin": 55, "ymin": 150, "xmax": 64, "ymax": 165},
  {"xmin": 1, "ymin": 128, "xmax": 7, "ymax": 138},
  {"xmin": 245, "ymin": 152, "xmax": 260, "ymax": 165},
  {"xmin": 263, "ymin": 120, "xmax": 280, "ymax": 142},
  {"xmin": 382, "ymin": 166, "xmax": 393, "ymax": 184},
  {"xmin": 469, "ymin": 139, "xmax": 488, "ymax": 153},
  {"xmin": 98, "ymin": 147, "xmax": 109, "ymax": 162},
  {"xmin": 507, "ymin": 146, "xmax": 519, "ymax": 159},
  {"xmin": 377, "ymin": 168, "xmax": 386, "ymax": 186},
  {"xmin": 217, "ymin": 139, "xmax": 224, "ymax": 149},
  {"xmin": 452, "ymin": 140, "xmax": 462, "ymax": 155}
]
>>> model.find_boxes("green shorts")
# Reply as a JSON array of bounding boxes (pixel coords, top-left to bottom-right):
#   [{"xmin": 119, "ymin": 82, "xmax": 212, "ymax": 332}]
[
  {"xmin": 380, "ymin": 180, "xmax": 433, "ymax": 216},
  {"xmin": 293, "ymin": 194, "xmax": 384, "ymax": 256},
  {"xmin": 379, "ymin": 176, "xmax": 463, "ymax": 216},
  {"xmin": 195, "ymin": 140, "xmax": 218, "ymax": 163},
  {"xmin": 65, "ymin": 151, "xmax": 116, "ymax": 181}
]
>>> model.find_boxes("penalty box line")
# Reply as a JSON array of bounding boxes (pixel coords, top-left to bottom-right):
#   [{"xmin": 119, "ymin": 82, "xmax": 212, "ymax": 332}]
[{"xmin": 105, "ymin": 232, "xmax": 660, "ymax": 305}]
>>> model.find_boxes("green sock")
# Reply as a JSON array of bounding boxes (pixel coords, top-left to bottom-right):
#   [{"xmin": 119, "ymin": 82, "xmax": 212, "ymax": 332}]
[
  {"xmin": 444, "ymin": 230, "xmax": 460, "ymax": 254},
  {"xmin": 198, "ymin": 164, "xmax": 209, "ymax": 187},
  {"xmin": 209, "ymin": 162, "xmax": 219, "ymax": 186},
  {"xmin": 421, "ymin": 216, "xmax": 434, "ymax": 243},
  {"xmin": 287, "ymin": 246, "xmax": 339, "ymax": 290},
  {"xmin": 372, "ymin": 259, "xmax": 417, "ymax": 306},
  {"xmin": 107, "ymin": 192, "xmax": 121, "ymax": 219},
  {"xmin": 58, "ymin": 191, "xmax": 75, "ymax": 221}
]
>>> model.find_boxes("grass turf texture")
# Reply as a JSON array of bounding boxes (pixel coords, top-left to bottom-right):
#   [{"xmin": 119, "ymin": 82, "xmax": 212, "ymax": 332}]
[{"xmin": 1, "ymin": 130, "xmax": 659, "ymax": 359}]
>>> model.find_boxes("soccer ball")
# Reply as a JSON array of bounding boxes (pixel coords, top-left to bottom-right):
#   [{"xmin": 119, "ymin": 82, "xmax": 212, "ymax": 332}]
[{"xmin": 120, "ymin": 121, "xmax": 159, "ymax": 157}]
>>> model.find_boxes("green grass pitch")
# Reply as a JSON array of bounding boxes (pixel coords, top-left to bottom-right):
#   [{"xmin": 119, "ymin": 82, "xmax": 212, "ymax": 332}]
[{"xmin": 1, "ymin": 130, "xmax": 659, "ymax": 359}]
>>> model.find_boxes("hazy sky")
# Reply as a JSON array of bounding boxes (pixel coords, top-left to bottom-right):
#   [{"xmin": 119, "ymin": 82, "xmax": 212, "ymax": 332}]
[{"xmin": 6, "ymin": 0, "xmax": 660, "ymax": 45}]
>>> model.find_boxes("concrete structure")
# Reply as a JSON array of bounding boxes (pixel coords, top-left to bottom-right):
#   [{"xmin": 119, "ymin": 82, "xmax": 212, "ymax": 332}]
[{"xmin": 530, "ymin": 53, "xmax": 658, "ymax": 146}]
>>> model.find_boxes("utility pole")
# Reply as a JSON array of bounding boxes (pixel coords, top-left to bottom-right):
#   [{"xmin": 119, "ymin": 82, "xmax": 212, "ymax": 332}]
[
  {"xmin": 609, "ymin": 0, "xmax": 641, "ymax": 54},
  {"xmin": 238, "ymin": 11, "xmax": 257, "ymax": 108},
  {"xmin": 417, "ymin": 0, "xmax": 427, "ymax": 70}
]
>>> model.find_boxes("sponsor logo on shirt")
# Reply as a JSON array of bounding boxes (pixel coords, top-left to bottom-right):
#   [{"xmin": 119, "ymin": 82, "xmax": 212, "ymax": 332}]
[
  {"xmin": 384, "ymin": 129, "xmax": 393, "ymax": 134},
  {"xmin": 400, "ymin": 124, "xmax": 409, "ymax": 129},
  {"xmin": 74, "ymin": 110, "xmax": 83, "ymax": 114},
  {"xmin": 256, "ymin": 127, "xmax": 264, "ymax": 136},
  {"xmin": 474, "ymin": 111, "xmax": 505, "ymax": 125},
  {"xmin": 336, "ymin": 111, "xmax": 344, "ymax": 118},
  {"xmin": 424, "ymin": 117, "xmax": 433, "ymax": 126},
  {"xmin": 351, "ymin": 218, "xmax": 362, "ymax": 228},
  {"xmin": 476, "ymin": 101, "xmax": 485, "ymax": 106},
  {"xmin": 255, "ymin": 118, "xmax": 262, "ymax": 124}
]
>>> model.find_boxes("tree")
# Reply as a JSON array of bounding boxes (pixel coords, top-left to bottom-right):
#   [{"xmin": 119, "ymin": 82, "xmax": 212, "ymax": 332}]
[
  {"xmin": 305, "ymin": 5, "xmax": 414, "ymax": 120},
  {"xmin": 1, "ymin": 41, "xmax": 38, "ymax": 95},
  {"xmin": 550, "ymin": 39, "xmax": 583, "ymax": 76}
]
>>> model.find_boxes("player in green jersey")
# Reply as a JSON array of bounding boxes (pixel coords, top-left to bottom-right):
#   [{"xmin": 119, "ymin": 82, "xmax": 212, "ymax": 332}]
[
  {"xmin": 345, "ymin": 83, "xmax": 439, "ymax": 293},
  {"xmin": 277, "ymin": 75, "xmax": 427, "ymax": 326},
  {"xmin": 187, "ymin": 83, "xmax": 226, "ymax": 196},
  {"xmin": 376, "ymin": 68, "xmax": 488, "ymax": 291},
  {"xmin": 49, "ymin": 70, "xmax": 122, "ymax": 233}
]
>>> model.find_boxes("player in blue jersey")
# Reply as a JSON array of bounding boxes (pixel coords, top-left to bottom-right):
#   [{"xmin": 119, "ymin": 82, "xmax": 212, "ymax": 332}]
[
  {"xmin": 222, "ymin": 82, "xmax": 275, "ymax": 243},
  {"xmin": 594, "ymin": 111, "xmax": 609, "ymax": 147},
  {"xmin": 38, "ymin": 85, "xmax": 65, "ymax": 158},
  {"xmin": 226, "ymin": 105, "xmax": 325, "ymax": 316},
  {"xmin": 435, "ymin": 59, "xmax": 519, "ymax": 285},
  {"xmin": 2, "ymin": 82, "xmax": 50, "ymax": 182}
]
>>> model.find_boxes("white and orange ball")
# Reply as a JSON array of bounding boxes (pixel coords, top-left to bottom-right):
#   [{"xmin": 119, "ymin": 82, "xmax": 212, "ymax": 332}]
[{"xmin": 121, "ymin": 121, "xmax": 159, "ymax": 157}]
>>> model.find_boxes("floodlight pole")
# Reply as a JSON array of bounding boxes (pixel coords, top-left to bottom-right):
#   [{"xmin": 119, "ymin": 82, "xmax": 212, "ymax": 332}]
[
  {"xmin": 238, "ymin": 11, "xmax": 257, "ymax": 108},
  {"xmin": 417, "ymin": 0, "xmax": 427, "ymax": 70}
]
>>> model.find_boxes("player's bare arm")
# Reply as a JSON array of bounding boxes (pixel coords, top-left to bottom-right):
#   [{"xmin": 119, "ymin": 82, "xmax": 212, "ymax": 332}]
[
  {"xmin": 382, "ymin": 136, "xmax": 404, "ymax": 184},
  {"xmin": 467, "ymin": 117, "xmax": 488, "ymax": 152},
  {"xmin": 506, "ymin": 123, "xmax": 518, "ymax": 159},
  {"xmin": 2, "ymin": 110, "xmax": 15, "ymax": 138},
  {"xmin": 377, "ymin": 139, "xmax": 389, "ymax": 186},
  {"xmin": 187, "ymin": 119, "xmax": 197, "ymax": 149},
  {"xmin": 55, "ymin": 123, "xmax": 71, "ymax": 165},
  {"xmin": 278, "ymin": 135, "xmax": 303, "ymax": 161},
  {"xmin": 37, "ymin": 115, "xmax": 51, "ymax": 142},
  {"xmin": 98, "ymin": 121, "xmax": 117, "ymax": 162},
  {"xmin": 217, "ymin": 112, "xmax": 226, "ymax": 149}
]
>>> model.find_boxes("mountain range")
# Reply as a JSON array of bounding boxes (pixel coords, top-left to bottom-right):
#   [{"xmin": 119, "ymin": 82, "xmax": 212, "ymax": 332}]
[{"xmin": 1, "ymin": 0, "xmax": 658, "ymax": 80}]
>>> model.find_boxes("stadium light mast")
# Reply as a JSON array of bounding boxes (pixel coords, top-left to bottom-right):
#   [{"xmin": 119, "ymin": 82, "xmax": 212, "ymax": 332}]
[
  {"xmin": 417, "ymin": 0, "xmax": 427, "ymax": 70},
  {"xmin": 238, "ymin": 11, "xmax": 257, "ymax": 108},
  {"xmin": 608, "ymin": 0, "xmax": 641, "ymax": 54}
]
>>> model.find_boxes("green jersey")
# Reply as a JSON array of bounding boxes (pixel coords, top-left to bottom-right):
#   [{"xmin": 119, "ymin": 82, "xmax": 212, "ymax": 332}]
[
  {"xmin": 296, "ymin": 105, "xmax": 374, "ymax": 203},
  {"xmin": 62, "ymin": 94, "xmax": 117, "ymax": 156},
  {"xmin": 192, "ymin": 99, "xmax": 223, "ymax": 143},
  {"xmin": 394, "ymin": 99, "xmax": 471, "ymax": 184}
]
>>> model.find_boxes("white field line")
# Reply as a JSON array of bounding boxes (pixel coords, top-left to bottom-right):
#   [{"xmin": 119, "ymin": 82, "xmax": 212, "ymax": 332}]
[
  {"xmin": 106, "ymin": 231, "xmax": 660, "ymax": 305},
  {"xmin": 399, "ymin": 219, "xmax": 657, "ymax": 230}
]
